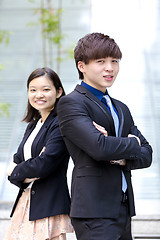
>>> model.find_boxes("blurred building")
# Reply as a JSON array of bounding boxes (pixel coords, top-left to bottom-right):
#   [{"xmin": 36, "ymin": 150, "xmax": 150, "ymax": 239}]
[
  {"xmin": 0, "ymin": 0, "xmax": 160, "ymax": 219},
  {"xmin": 0, "ymin": 0, "xmax": 91, "ymax": 201}
]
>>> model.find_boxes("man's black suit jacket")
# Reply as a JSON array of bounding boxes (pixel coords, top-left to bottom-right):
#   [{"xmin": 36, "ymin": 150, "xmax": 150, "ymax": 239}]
[
  {"xmin": 8, "ymin": 111, "xmax": 71, "ymax": 221},
  {"xmin": 57, "ymin": 84, "xmax": 152, "ymax": 219}
]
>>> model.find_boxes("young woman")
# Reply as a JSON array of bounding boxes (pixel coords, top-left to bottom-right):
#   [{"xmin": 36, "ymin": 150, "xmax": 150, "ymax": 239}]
[{"xmin": 5, "ymin": 67, "xmax": 73, "ymax": 240}]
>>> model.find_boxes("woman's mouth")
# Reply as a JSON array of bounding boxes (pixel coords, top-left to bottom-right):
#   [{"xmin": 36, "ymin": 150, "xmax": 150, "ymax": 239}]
[{"xmin": 35, "ymin": 100, "xmax": 46, "ymax": 104}]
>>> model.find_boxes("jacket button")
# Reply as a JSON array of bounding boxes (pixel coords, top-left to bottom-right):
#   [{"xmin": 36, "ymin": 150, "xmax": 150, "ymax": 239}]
[{"xmin": 31, "ymin": 190, "xmax": 35, "ymax": 195}]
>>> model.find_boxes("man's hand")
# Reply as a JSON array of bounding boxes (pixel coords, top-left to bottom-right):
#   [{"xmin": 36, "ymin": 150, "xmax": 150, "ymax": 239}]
[
  {"xmin": 93, "ymin": 121, "xmax": 108, "ymax": 136},
  {"xmin": 128, "ymin": 134, "xmax": 141, "ymax": 146},
  {"xmin": 110, "ymin": 159, "xmax": 126, "ymax": 166}
]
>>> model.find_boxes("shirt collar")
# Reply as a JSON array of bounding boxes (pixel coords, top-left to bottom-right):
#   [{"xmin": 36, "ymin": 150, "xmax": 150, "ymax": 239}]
[{"xmin": 81, "ymin": 81, "xmax": 108, "ymax": 101}]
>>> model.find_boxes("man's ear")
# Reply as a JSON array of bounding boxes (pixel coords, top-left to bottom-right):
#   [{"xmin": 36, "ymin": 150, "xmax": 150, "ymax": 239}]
[{"xmin": 77, "ymin": 61, "xmax": 85, "ymax": 73}]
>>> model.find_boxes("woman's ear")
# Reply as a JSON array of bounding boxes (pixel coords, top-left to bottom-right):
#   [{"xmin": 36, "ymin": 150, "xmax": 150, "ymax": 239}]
[{"xmin": 56, "ymin": 87, "xmax": 63, "ymax": 99}]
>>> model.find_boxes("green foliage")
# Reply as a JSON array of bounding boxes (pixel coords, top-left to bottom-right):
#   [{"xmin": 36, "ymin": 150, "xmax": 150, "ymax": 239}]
[
  {"xmin": 0, "ymin": 29, "xmax": 12, "ymax": 117},
  {"xmin": 40, "ymin": 8, "xmax": 63, "ymax": 44},
  {"xmin": 29, "ymin": 2, "xmax": 64, "ymax": 69},
  {"xmin": 0, "ymin": 64, "xmax": 4, "ymax": 70},
  {"xmin": 0, "ymin": 29, "xmax": 11, "ymax": 45},
  {"xmin": 65, "ymin": 43, "xmax": 75, "ymax": 60},
  {"xmin": 28, "ymin": 0, "xmax": 75, "ymax": 72},
  {"xmin": 0, "ymin": 103, "xmax": 11, "ymax": 117}
]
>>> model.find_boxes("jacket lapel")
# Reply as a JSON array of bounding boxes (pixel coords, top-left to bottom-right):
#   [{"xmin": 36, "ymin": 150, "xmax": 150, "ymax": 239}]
[
  {"xmin": 19, "ymin": 123, "xmax": 36, "ymax": 161},
  {"xmin": 31, "ymin": 111, "xmax": 54, "ymax": 156},
  {"xmin": 75, "ymin": 85, "xmax": 116, "ymax": 135},
  {"xmin": 111, "ymin": 98, "xmax": 124, "ymax": 137}
]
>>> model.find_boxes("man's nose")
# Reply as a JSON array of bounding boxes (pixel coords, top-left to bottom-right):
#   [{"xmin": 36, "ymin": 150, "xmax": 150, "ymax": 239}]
[{"xmin": 104, "ymin": 62, "xmax": 113, "ymax": 71}]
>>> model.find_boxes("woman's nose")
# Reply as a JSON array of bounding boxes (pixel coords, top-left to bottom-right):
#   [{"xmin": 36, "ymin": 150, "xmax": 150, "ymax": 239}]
[{"xmin": 36, "ymin": 91, "xmax": 43, "ymax": 97}]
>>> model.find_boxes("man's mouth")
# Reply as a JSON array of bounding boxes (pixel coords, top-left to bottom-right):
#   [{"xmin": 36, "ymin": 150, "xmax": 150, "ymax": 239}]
[{"xmin": 103, "ymin": 75, "xmax": 113, "ymax": 80}]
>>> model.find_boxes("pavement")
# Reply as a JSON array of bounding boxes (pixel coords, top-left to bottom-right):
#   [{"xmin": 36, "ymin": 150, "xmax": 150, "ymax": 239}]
[{"xmin": 0, "ymin": 202, "xmax": 160, "ymax": 240}]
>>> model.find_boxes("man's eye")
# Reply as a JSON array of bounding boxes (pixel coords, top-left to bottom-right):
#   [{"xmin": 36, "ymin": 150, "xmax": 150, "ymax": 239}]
[
  {"xmin": 97, "ymin": 60, "xmax": 104, "ymax": 63},
  {"xmin": 112, "ymin": 59, "xmax": 119, "ymax": 63}
]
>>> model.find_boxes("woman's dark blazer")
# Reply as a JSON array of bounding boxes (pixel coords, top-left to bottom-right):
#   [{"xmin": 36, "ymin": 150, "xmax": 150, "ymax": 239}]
[{"xmin": 8, "ymin": 110, "xmax": 70, "ymax": 221}]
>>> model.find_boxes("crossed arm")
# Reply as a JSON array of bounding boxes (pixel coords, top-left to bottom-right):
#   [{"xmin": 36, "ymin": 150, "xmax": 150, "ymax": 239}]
[
  {"xmin": 57, "ymin": 94, "xmax": 152, "ymax": 170},
  {"xmin": 7, "ymin": 163, "xmax": 39, "ymax": 183},
  {"xmin": 6, "ymin": 147, "xmax": 46, "ymax": 183},
  {"xmin": 93, "ymin": 121, "xmax": 141, "ymax": 166}
]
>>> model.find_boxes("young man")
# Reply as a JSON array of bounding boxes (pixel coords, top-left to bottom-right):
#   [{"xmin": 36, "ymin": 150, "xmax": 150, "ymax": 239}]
[{"xmin": 57, "ymin": 33, "xmax": 152, "ymax": 240}]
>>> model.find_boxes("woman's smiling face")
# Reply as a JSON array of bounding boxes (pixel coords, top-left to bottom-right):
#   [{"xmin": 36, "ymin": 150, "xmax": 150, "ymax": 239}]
[{"xmin": 28, "ymin": 75, "xmax": 61, "ymax": 121}]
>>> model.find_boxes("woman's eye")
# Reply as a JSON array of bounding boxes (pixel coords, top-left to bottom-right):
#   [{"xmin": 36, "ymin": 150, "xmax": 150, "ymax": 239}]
[
  {"xmin": 30, "ymin": 89, "xmax": 36, "ymax": 92},
  {"xmin": 44, "ymin": 88, "xmax": 50, "ymax": 92}
]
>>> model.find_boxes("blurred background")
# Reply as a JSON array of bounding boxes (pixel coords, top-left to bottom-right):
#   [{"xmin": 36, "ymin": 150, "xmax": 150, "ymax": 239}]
[{"xmin": 0, "ymin": 0, "xmax": 160, "ymax": 238}]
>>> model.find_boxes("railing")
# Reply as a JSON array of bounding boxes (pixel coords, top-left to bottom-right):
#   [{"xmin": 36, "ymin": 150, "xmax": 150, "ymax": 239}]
[{"xmin": 134, "ymin": 234, "xmax": 160, "ymax": 239}]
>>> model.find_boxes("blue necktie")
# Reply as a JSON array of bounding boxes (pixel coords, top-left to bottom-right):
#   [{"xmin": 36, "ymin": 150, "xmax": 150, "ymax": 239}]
[
  {"xmin": 103, "ymin": 95, "xmax": 127, "ymax": 192},
  {"xmin": 104, "ymin": 95, "xmax": 119, "ymax": 136}
]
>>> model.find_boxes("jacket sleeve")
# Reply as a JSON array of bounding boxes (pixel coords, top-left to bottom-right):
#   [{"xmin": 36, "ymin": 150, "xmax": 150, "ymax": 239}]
[
  {"xmin": 13, "ymin": 123, "xmax": 32, "ymax": 164},
  {"xmin": 57, "ymin": 95, "xmax": 142, "ymax": 162},
  {"xmin": 124, "ymin": 125, "xmax": 152, "ymax": 170},
  {"xmin": 9, "ymin": 120, "xmax": 69, "ymax": 187}
]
